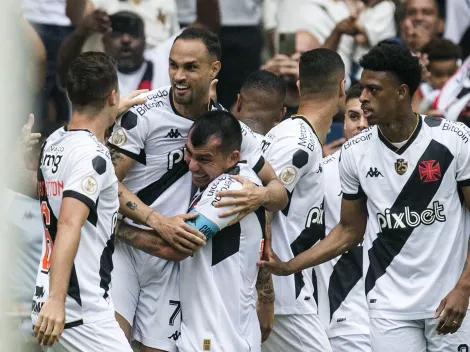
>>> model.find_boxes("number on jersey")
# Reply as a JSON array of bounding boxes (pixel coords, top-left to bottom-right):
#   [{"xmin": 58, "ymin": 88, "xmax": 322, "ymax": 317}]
[{"xmin": 40, "ymin": 201, "xmax": 54, "ymax": 274}]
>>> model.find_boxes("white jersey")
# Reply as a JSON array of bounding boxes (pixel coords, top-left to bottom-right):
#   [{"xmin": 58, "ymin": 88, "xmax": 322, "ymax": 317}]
[
  {"xmin": 262, "ymin": 115, "xmax": 324, "ymax": 315},
  {"xmin": 340, "ymin": 115, "xmax": 470, "ymax": 319},
  {"xmin": 178, "ymin": 163, "xmax": 264, "ymax": 352},
  {"xmin": 109, "ymin": 86, "xmax": 265, "ymax": 222},
  {"xmin": 316, "ymin": 151, "xmax": 369, "ymax": 338},
  {"xmin": 32, "ymin": 128, "xmax": 119, "ymax": 326}
]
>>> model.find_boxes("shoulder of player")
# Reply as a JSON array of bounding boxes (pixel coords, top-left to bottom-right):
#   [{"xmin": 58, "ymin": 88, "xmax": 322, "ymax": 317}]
[
  {"xmin": 122, "ymin": 86, "xmax": 173, "ymax": 120},
  {"xmin": 202, "ymin": 173, "xmax": 243, "ymax": 200},
  {"xmin": 425, "ymin": 116, "xmax": 470, "ymax": 144},
  {"xmin": 322, "ymin": 150, "xmax": 340, "ymax": 166},
  {"xmin": 341, "ymin": 126, "xmax": 377, "ymax": 153}
]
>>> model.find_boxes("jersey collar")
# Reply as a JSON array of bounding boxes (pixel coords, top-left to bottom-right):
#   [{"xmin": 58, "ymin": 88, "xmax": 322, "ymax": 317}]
[
  {"xmin": 377, "ymin": 114, "xmax": 422, "ymax": 155},
  {"xmin": 63, "ymin": 126, "xmax": 92, "ymax": 133},
  {"xmin": 169, "ymin": 88, "xmax": 219, "ymax": 121},
  {"xmin": 290, "ymin": 114, "xmax": 323, "ymax": 146}
]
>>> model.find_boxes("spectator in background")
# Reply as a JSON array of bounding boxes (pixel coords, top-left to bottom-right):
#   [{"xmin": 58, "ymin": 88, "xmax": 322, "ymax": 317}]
[
  {"xmin": 236, "ymin": 70, "xmax": 286, "ymax": 137},
  {"xmin": 58, "ymin": 11, "xmax": 152, "ymax": 95},
  {"xmin": 177, "ymin": 0, "xmax": 263, "ymax": 111},
  {"xmin": 82, "ymin": 0, "xmax": 180, "ymax": 52},
  {"xmin": 412, "ymin": 38, "xmax": 462, "ymax": 114},
  {"xmin": 444, "ymin": 0, "xmax": 470, "ymax": 60}
]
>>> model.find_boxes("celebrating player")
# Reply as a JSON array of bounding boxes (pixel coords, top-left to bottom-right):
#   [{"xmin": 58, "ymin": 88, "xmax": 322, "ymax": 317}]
[
  {"xmin": 260, "ymin": 42, "xmax": 470, "ymax": 351},
  {"xmin": 261, "ymin": 48, "xmax": 346, "ymax": 352},
  {"xmin": 107, "ymin": 27, "xmax": 287, "ymax": 352},
  {"xmin": 32, "ymin": 52, "xmax": 132, "ymax": 351},
  {"xmin": 317, "ymin": 84, "xmax": 370, "ymax": 352}
]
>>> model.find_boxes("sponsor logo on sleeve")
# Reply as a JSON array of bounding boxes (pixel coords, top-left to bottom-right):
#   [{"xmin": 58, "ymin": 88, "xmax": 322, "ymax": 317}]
[
  {"xmin": 82, "ymin": 176, "xmax": 98, "ymax": 195},
  {"xmin": 279, "ymin": 166, "xmax": 297, "ymax": 185},
  {"xmin": 111, "ymin": 128, "xmax": 127, "ymax": 146}
]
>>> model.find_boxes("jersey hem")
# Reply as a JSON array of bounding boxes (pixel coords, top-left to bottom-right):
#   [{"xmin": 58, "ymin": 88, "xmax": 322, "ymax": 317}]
[
  {"xmin": 274, "ymin": 307, "xmax": 317, "ymax": 315},
  {"xmin": 342, "ymin": 191, "xmax": 365, "ymax": 200},
  {"xmin": 369, "ymin": 309, "xmax": 437, "ymax": 320},
  {"xmin": 327, "ymin": 326, "xmax": 370, "ymax": 338}
]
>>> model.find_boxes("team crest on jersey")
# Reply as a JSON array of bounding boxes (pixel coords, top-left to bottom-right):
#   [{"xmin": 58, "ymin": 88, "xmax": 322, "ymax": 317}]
[
  {"xmin": 394, "ymin": 159, "xmax": 408, "ymax": 175},
  {"xmin": 82, "ymin": 176, "xmax": 98, "ymax": 195},
  {"xmin": 279, "ymin": 166, "xmax": 297, "ymax": 185},
  {"xmin": 111, "ymin": 128, "xmax": 127, "ymax": 147},
  {"xmin": 418, "ymin": 160, "xmax": 441, "ymax": 182},
  {"xmin": 203, "ymin": 339, "xmax": 211, "ymax": 351}
]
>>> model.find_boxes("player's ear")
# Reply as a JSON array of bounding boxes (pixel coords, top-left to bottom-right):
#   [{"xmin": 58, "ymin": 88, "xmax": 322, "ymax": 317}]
[
  {"xmin": 211, "ymin": 61, "xmax": 221, "ymax": 80},
  {"xmin": 279, "ymin": 106, "xmax": 286, "ymax": 122},
  {"xmin": 236, "ymin": 94, "xmax": 242, "ymax": 112},
  {"xmin": 108, "ymin": 89, "xmax": 118, "ymax": 107},
  {"xmin": 340, "ymin": 79, "xmax": 346, "ymax": 99},
  {"xmin": 296, "ymin": 80, "xmax": 300, "ymax": 94},
  {"xmin": 397, "ymin": 84, "xmax": 408, "ymax": 102},
  {"xmin": 229, "ymin": 150, "xmax": 240, "ymax": 166}
]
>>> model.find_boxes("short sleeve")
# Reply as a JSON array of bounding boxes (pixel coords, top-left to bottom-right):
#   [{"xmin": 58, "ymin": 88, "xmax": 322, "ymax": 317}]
[
  {"xmin": 239, "ymin": 121, "xmax": 265, "ymax": 174},
  {"xmin": 109, "ymin": 109, "xmax": 148, "ymax": 164},
  {"xmin": 339, "ymin": 147, "xmax": 364, "ymax": 200},
  {"xmin": 455, "ymin": 123, "xmax": 470, "ymax": 186},
  {"xmin": 186, "ymin": 176, "xmax": 243, "ymax": 240},
  {"xmin": 263, "ymin": 135, "xmax": 313, "ymax": 193},
  {"xmin": 63, "ymin": 152, "xmax": 110, "ymax": 210}
]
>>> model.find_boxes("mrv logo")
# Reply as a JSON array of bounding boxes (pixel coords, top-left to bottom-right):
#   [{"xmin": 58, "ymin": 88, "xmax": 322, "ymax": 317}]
[{"xmin": 377, "ymin": 201, "xmax": 445, "ymax": 230}]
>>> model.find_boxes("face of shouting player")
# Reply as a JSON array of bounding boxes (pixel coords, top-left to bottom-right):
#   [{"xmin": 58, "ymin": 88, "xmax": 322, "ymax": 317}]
[
  {"xmin": 184, "ymin": 135, "xmax": 240, "ymax": 188},
  {"xmin": 169, "ymin": 39, "xmax": 221, "ymax": 107}
]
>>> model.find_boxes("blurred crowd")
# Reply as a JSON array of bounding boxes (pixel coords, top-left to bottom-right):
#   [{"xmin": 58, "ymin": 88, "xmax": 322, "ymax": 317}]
[{"xmin": 10, "ymin": 0, "xmax": 470, "ymax": 339}]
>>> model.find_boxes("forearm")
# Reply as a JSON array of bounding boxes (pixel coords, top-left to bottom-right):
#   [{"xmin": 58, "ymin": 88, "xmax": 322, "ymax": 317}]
[
  {"xmin": 289, "ymin": 223, "xmax": 362, "ymax": 273},
  {"xmin": 116, "ymin": 221, "xmax": 188, "ymax": 261},
  {"xmin": 195, "ymin": 0, "xmax": 220, "ymax": 33},
  {"xmin": 66, "ymin": 0, "xmax": 92, "ymax": 27},
  {"xmin": 455, "ymin": 240, "xmax": 470, "ymax": 295},
  {"xmin": 57, "ymin": 29, "xmax": 89, "ymax": 85},
  {"xmin": 118, "ymin": 183, "xmax": 160, "ymax": 225},
  {"xmin": 262, "ymin": 179, "xmax": 288, "ymax": 212},
  {"xmin": 256, "ymin": 268, "xmax": 275, "ymax": 303},
  {"xmin": 48, "ymin": 223, "xmax": 81, "ymax": 300},
  {"xmin": 322, "ymin": 28, "xmax": 343, "ymax": 51},
  {"xmin": 9, "ymin": 168, "xmax": 38, "ymax": 199}
]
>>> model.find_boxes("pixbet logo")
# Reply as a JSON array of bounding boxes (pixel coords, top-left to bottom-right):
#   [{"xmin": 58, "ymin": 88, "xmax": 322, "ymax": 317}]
[{"xmin": 377, "ymin": 201, "xmax": 445, "ymax": 230}]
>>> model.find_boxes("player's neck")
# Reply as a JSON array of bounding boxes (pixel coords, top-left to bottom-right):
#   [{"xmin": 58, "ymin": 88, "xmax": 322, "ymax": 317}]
[
  {"xmin": 68, "ymin": 112, "xmax": 108, "ymax": 143},
  {"xmin": 296, "ymin": 99, "xmax": 337, "ymax": 144},
  {"xmin": 173, "ymin": 97, "xmax": 211, "ymax": 120},
  {"xmin": 379, "ymin": 109, "xmax": 417, "ymax": 143}
]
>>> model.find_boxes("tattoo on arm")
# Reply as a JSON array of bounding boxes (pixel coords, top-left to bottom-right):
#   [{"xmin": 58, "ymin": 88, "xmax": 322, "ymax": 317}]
[
  {"xmin": 126, "ymin": 201, "xmax": 137, "ymax": 210},
  {"xmin": 109, "ymin": 147, "xmax": 125, "ymax": 167},
  {"xmin": 256, "ymin": 268, "xmax": 275, "ymax": 303},
  {"xmin": 118, "ymin": 191, "xmax": 123, "ymax": 197},
  {"xmin": 116, "ymin": 223, "xmax": 161, "ymax": 257}
]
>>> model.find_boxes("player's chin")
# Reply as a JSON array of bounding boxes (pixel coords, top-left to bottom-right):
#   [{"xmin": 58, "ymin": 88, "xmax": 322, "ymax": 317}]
[{"xmin": 192, "ymin": 175, "xmax": 210, "ymax": 188}]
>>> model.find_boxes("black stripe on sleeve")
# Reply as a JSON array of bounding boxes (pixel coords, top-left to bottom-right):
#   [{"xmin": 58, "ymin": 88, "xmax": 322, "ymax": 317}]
[
  {"xmin": 212, "ymin": 223, "xmax": 241, "ymax": 266},
  {"xmin": 63, "ymin": 190, "xmax": 98, "ymax": 226},
  {"xmin": 342, "ymin": 186, "xmax": 365, "ymax": 201},
  {"xmin": 253, "ymin": 156, "xmax": 265, "ymax": 174},
  {"xmin": 457, "ymin": 179, "xmax": 470, "ymax": 188},
  {"xmin": 108, "ymin": 143, "xmax": 146, "ymax": 165},
  {"xmin": 64, "ymin": 319, "xmax": 84, "ymax": 329},
  {"xmin": 365, "ymin": 139, "xmax": 454, "ymax": 295}
]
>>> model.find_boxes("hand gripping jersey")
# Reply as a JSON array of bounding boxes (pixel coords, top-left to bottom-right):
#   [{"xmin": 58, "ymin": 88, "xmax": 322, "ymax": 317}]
[
  {"xmin": 32, "ymin": 128, "xmax": 119, "ymax": 327},
  {"xmin": 177, "ymin": 163, "xmax": 264, "ymax": 352},
  {"xmin": 109, "ymin": 86, "xmax": 265, "ymax": 220},
  {"xmin": 262, "ymin": 115, "xmax": 324, "ymax": 315},
  {"xmin": 315, "ymin": 150, "xmax": 370, "ymax": 338},
  {"xmin": 340, "ymin": 115, "xmax": 470, "ymax": 319}
]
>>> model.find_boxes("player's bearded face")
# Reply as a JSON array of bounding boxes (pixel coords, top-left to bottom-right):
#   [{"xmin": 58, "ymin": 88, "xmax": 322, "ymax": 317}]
[{"xmin": 344, "ymin": 98, "xmax": 369, "ymax": 139}]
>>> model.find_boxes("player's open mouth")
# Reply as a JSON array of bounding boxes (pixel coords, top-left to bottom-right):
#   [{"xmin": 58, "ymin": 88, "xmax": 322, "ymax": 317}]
[
  {"xmin": 175, "ymin": 84, "xmax": 190, "ymax": 92},
  {"xmin": 362, "ymin": 106, "xmax": 373, "ymax": 119}
]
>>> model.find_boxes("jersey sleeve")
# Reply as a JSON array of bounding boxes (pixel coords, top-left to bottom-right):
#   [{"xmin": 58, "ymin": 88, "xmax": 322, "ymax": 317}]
[
  {"xmin": 108, "ymin": 108, "xmax": 148, "ymax": 164},
  {"xmin": 455, "ymin": 123, "xmax": 470, "ymax": 186},
  {"xmin": 339, "ymin": 147, "xmax": 364, "ymax": 200},
  {"xmin": 186, "ymin": 176, "xmax": 243, "ymax": 240},
  {"xmin": 239, "ymin": 121, "xmax": 265, "ymax": 174},
  {"xmin": 263, "ymin": 134, "xmax": 313, "ymax": 193},
  {"xmin": 62, "ymin": 150, "xmax": 111, "ymax": 210}
]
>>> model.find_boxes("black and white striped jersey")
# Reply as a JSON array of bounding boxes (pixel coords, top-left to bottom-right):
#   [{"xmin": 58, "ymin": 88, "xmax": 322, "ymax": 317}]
[
  {"xmin": 178, "ymin": 163, "xmax": 264, "ymax": 352},
  {"xmin": 109, "ymin": 86, "xmax": 265, "ymax": 223},
  {"xmin": 262, "ymin": 115, "xmax": 324, "ymax": 315},
  {"xmin": 315, "ymin": 150, "xmax": 369, "ymax": 338},
  {"xmin": 340, "ymin": 115, "xmax": 470, "ymax": 319},
  {"xmin": 32, "ymin": 127, "xmax": 119, "ymax": 326}
]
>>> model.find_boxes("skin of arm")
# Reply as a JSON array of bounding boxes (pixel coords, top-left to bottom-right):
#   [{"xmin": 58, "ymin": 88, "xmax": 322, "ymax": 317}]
[
  {"xmin": 66, "ymin": 0, "xmax": 94, "ymax": 27},
  {"xmin": 115, "ymin": 221, "xmax": 188, "ymax": 261},
  {"xmin": 23, "ymin": 17, "xmax": 46, "ymax": 96},
  {"xmin": 193, "ymin": 0, "xmax": 220, "ymax": 34},
  {"xmin": 257, "ymin": 161, "xmax": 289, "ymax": 212}
]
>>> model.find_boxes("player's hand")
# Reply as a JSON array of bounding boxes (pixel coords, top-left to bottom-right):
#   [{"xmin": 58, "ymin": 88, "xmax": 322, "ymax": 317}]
[
  {"xmin": 215, "ymin": 175, "xmax": 264, "ymax": 225},
  {"xmin": 335, "ymin": 16, "xmax": 359, "ymax": 36},
  {"xmin": 77, "ymin": 9, "xmax": 111, "ymax": 37},
  {"xmin": 435, "ymin": 286, "xmax": 469, "ymax": 335},
  {"xmin": 22, "ymin": 113, "xmax": 42, "ymax": 170},
  {"xmin": 323, "ymin": 138, "xmax": 346, "ymax": 157},
  {"xmin": 209, "ymin": 79, "xmax": 218, "ymax": 102},
  {"xmin": 118, "ymin": 89, "xmax": 148, "ymax": 116},
  {"xmin": 33, "ymin": 297, "xmax": 65, "ymax": 346},
  {"xmin": 257, "ymin": 300, "xmax": 274, "ymax": 342},
  {"xmin": 257, "ymin": 247, "xmax": 293, "ymax": 276},
  {"xmin": 147, "ymin": 212, "xmax": 206, "ymax": 255}
]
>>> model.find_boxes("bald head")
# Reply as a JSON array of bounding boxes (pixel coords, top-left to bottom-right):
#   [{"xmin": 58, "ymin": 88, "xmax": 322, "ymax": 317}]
[{"xmin": 236, "ymin": 70, "xmax": 286, "ymax": 135}]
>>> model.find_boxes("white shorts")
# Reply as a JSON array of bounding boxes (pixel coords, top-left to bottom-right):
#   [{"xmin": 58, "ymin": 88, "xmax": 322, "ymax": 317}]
[
  {"xmin": 111, "ymin": 239, "xmax": 180, "ymax": 352},
  {"xmin": 370, "ymin": 315, "xmax": 470, "ymax": 352},
  {"xmin": 329, "ymin": 334, "xmax": 371, "ymax": 352},
  {"xmin": 262, "ymin": 314, "xmax": 332, "ymax": 352},
  {"xmin": 41, "ymin": 318, "xmax": 132, "ymax": 352}
]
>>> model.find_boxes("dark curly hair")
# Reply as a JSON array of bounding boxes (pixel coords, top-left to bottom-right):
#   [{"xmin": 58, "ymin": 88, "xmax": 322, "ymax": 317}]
[
  {"xmin": 359, "ymin": 42, "xmax": 421, "ymax": 97},
  {"xmin": 421, "ymin": 38, "xmax": 462, "ymax": 61}
]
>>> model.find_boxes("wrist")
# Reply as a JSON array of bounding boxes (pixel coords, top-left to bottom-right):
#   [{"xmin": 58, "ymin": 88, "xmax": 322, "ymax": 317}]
[
  {"xmin": 258, "ymin": 186, "xmax": 270, "ymax": 208},
  {"xmin": 146, "ymin": 210, "xmax": 162, "ymax": 229},
  {"xmin": 48, "ymin": 293, "xmax": 66, "ymax": 302},
  {"xmin": 455, "ymin": 281, "xmax": 470, "ymax": 296},
  {"xmin": 75, "ymin": 26, "xmax": 92, "ymax": 38}
]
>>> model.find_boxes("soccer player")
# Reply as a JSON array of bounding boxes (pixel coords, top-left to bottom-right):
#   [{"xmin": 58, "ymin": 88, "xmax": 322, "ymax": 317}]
[
  {"xmin": 107, "ymin": 28, "xmax": 287, "ymax": 352},
  {"xmin": 317, "ymin": 83, "xmax": 370, "ymax": 352},
  {"xmin": 260, "ymin": 48, "xmax": 346, "ymax": 352},
  {"xmin": 235, "ymin": 70, "xmax": 286, "ymax": 137},
  {"xmin": 260, "ymin": 42, "xmax": 470, "ymax": 351},
  {"xmin": 31, "ymin": 52, "xmax": 132, "ymax": 351}
]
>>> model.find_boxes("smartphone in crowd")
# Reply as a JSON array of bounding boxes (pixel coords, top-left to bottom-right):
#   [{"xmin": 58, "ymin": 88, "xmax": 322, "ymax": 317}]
[{"xmin": 277, "ymin": 33, "xmax": 296, "ymax": 56}]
